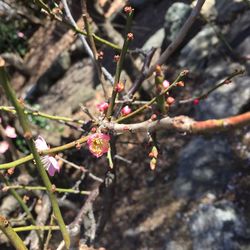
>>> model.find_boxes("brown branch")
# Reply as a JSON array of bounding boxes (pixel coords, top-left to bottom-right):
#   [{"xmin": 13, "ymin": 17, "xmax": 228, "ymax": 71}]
[{"xmin": 104, "ymin": 112, "xmax": 250, "ymax": 134}]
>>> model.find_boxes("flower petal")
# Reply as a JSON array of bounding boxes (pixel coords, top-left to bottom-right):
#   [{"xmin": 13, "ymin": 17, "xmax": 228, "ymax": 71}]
[
  {"xmin": 47, "ymin": 156, "xmax": 60, "ymax": 176},
  {"xmin": 87, "ymin": 133, "xmax": 110, "ymax": 158},
  {"xmin": 35, "ymin": 136, "xmax": 49, "ymax": 151},
  {"xmin": 5, "ymin": 126, "xmax": 17, "ymax": 138},
  {"xmin": 0, "ymin": 141, "xmax": 9, "ymax": 153}
]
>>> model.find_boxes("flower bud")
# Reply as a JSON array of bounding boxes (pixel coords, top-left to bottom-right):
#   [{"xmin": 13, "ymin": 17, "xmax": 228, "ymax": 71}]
[
  {"xmin": 193, "ymin": 98, "xmax": 199, "ymax": 105},
  {"xmin": 124, "ymin": 6, "xmax": 133, "ymax": 14},
  {"xmin": 121, "ymin": 105, "xmax": 132, "ymax": 116},
  {"xmin": 115, "ymin": 82, "xmax": 125, "ymax": 92},
  {"xmin": 150, "ymin": 114, "xmax": 157, "ymax": 121},
  {"xmin": 176, "ymin": 81, "xmax": 185, "ymax": 87},
  {"xmin": 163, "ymin": 80, "xmax": 170, "ymax": 89},
  {"xmin": 97, "ymin": 51, "xmax": 104, "ymax": 60},
  {"xmin": 113, "ymin": 55, "xmax": 120, "ymax": 62},
  {"xmin": 127, "ymin": 33, "xmax": 134, "ymax": 40},
  {"xmin": 166, "ymin": 96, "xmax": 175, "ymax": 106},
  {"xmin": 97, "ymin": 102, "xmax": 109, "ymax": 112}
]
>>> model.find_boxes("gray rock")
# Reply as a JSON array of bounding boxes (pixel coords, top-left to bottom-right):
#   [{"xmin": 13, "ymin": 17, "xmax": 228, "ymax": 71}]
[
  {"xmin": 165, "ymin": 241, "xmax": 189, "ymax": 250},
  {"xmin": 215, "ymin": 0, "xmax": 247, "ymax": 24},
  {"xmin": 173, "ymin": 136, "xmax": 236, "ymax": 199},
  {"xmin": 179, "ymin": 25, "xmax": 219, "ymax": 72},
  {"xmin": 38, "ymin": 59, "xmax": 95, "ymax": 116},
  {"xmin": 142, "ymin": 28, "xmax": 165, "ymax": 50},
  {"xmin": 26, "ymin": 51, "xmax": 71, "ymax": 100},
  {"xmin": 189, "ymin": 201, "xmax": 245, "ymax": 250},
  {"xmin": 164, "ymin": 3, "xmax": 191, "ymax": 43},
  {"xmin": 195, "ymin": 62, "xmax": 250, "ymax": 120}
]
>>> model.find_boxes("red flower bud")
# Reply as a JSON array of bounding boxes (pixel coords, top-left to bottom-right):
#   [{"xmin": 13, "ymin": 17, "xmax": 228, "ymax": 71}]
[
  {"xmin": 97, "ymin": 102, "xmax": 109, "ymax": 112},
  {"xmin": 150, "ymin": 114, "xmax": 157, "ymax": 121},
  {"xmin": 193, "ymin": 98, "xmax": 199, "ymax": 105},
  {"xmin": 113, "ymin": 55, "xmax": 120, "ymax": 62},
  {"xmin": 176, "ymin": 81, "xmax": 185, "ymax": 87},
  {"xmin": 115, "ymin": 82, "xmax": 125, "ymax": 92},
  {"xmin": 127, "ymin": 33, "xmax": 134, "ymax": 40},
  {"xmin": 97, "ymin": 51, "xmax": 104, "ymax": 60},
  {"xmin": 121, "ymin": 105, "xmax": 132, "ymax": 116},
  {"xmin": 166, "ymin": 96, "xmax": 175, "ymax": 105},
  {"xmin": 155, "ymin": 65, "xmax": 162, "ymax": 76},
  {"xmin": 124, "ymin": 6, "xmax": 133, "ymax": 14}
]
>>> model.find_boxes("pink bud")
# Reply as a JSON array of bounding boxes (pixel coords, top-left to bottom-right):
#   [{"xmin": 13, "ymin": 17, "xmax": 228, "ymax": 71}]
[
  {"xmin": 97, "ymin": 102, "xmax": 109, "ymax": 112},
  {"xmin": 17, "ymin": 31, "xmax": 24, "ymax": 38},
  {"xmin": 163, "ymin": 80, "xmax": 170, "ymax": 89},
  {"xmin": 166, "ymin": 96, "xmax": 175, "ymax": 106},
  {"xmin": 115, "ymin": 82, "xmax": 125, "ymax": 93},
  {"xmin": 193, "ymin": 99, "xmax": 199, "ymax": 105},
  {"xmin": 5, "ymin": 126, "xmax": 17, "ymax": 138},
  {"xmin": 121, "ymin": 106, "xmax": 132, "ymax": 116},
  {"xmin": 0, "ymin": 141, "xmax": 9, "ymax": 153}
]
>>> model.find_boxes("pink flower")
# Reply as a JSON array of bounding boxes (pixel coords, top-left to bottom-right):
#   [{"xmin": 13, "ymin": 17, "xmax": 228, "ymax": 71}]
[
  {"xmin": 163, "ymin": 80, "xmax": 170, "ymax": 89},
  {"xmin": 0, "ymin": 141, "xmax": 9, "ymax": 153},
  {"xmin": 5, "ymin": 126, "xmax": 17, "ymax": 138},
  {"xmin": 97, "ymin": 102, "xmax": 109, "ymax": 112},
  {"xmin": 87, "ymin": 133, "xmax": 110, "ymax": 158},
  {"xmin": 121, "ymin": 105, "xmax": 132, "ymax": 116},
  {"xmin": 35, "ymin": 136, "xmax": 60, "ymax": 176}
]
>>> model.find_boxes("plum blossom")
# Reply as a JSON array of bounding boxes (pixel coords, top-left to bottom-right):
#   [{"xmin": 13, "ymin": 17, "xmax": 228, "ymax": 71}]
[
  {"xmin": 87, "ymin": 133, "xmax": 110, "ymax": 158},
  {"xmin": 0, "ymin": 141, "xmax": 9, "ymax": 154},
  {"xmin": 5, "ymin": 126, "xmax": 17, "ymax": 138},
  {"xmin": 35, "ymin": 136, "xmax": 60, "ymax": 176},
  {"xmin": 121, "ymin": 105, "xmax": 132, "ymax": 116},
  {"xmin": 97, "ymin": 102, "xmax": 109, "ymax": 112}
]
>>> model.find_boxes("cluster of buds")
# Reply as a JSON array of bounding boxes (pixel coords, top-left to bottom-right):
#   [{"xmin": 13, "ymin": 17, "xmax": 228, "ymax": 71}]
[{"xmin": 149, "ymin": 146, "xmax": 158, "ymax": 170}]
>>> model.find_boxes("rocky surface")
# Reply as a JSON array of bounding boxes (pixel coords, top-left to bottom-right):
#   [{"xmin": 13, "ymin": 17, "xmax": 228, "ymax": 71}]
[{"xmin": 1, "ymin": 0, "xmax": 250, "ymax": 249}]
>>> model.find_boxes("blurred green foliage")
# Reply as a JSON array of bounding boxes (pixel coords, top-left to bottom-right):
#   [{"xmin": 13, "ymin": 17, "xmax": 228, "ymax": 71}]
[{"xmin": 0, "ymin": 20, "xmax": 28, "ymax": 56}]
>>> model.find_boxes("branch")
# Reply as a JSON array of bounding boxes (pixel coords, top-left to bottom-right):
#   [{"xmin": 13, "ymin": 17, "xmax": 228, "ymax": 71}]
[
  {"xmin": 0, "ymin": 216, "xmax": 28, "ymax": 250},
  {"xmin": 105, "ymin": 112, "xmax": 250, "ymax": 134},
  {"xmin": 0, "ymin": 58, "xmax": 70, "ymax": 249}
]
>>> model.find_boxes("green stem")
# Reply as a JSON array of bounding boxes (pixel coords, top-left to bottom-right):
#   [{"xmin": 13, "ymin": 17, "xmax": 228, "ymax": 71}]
[
  {"xmin": 3, "ymin": 185, "xmax": 90, "ymax": 195},
  {"xmin": 0, "ymin": 215, "xmax": 28, "ymax": 250},
  {"xmin": 106, "ymin": 9, "xmax": 134, "ymax": 118},
  {"xmin": 0, "ymin": 59, "xmax": 70, "ymax": 249},
  {"xmin": 0, "ymin": 106, "xmax": 85, "ymax": 124},
  {"xmin": 116, "ymin": 71, "xmax": 186, "ymax": 123},
  {"xmin": 34, "ymin": 0, "xmax": 121, "ymax": 50},
  {"xmin": 13, "ymin": 225, "xmax": 60, "ymax": 232},
  {"xmin": 0, "ymin": 173, "xmax": 42, "ymax": 243},
  {"xmin": 0, "ymin": 136, "xmax": 88, "ymax": 170}
]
